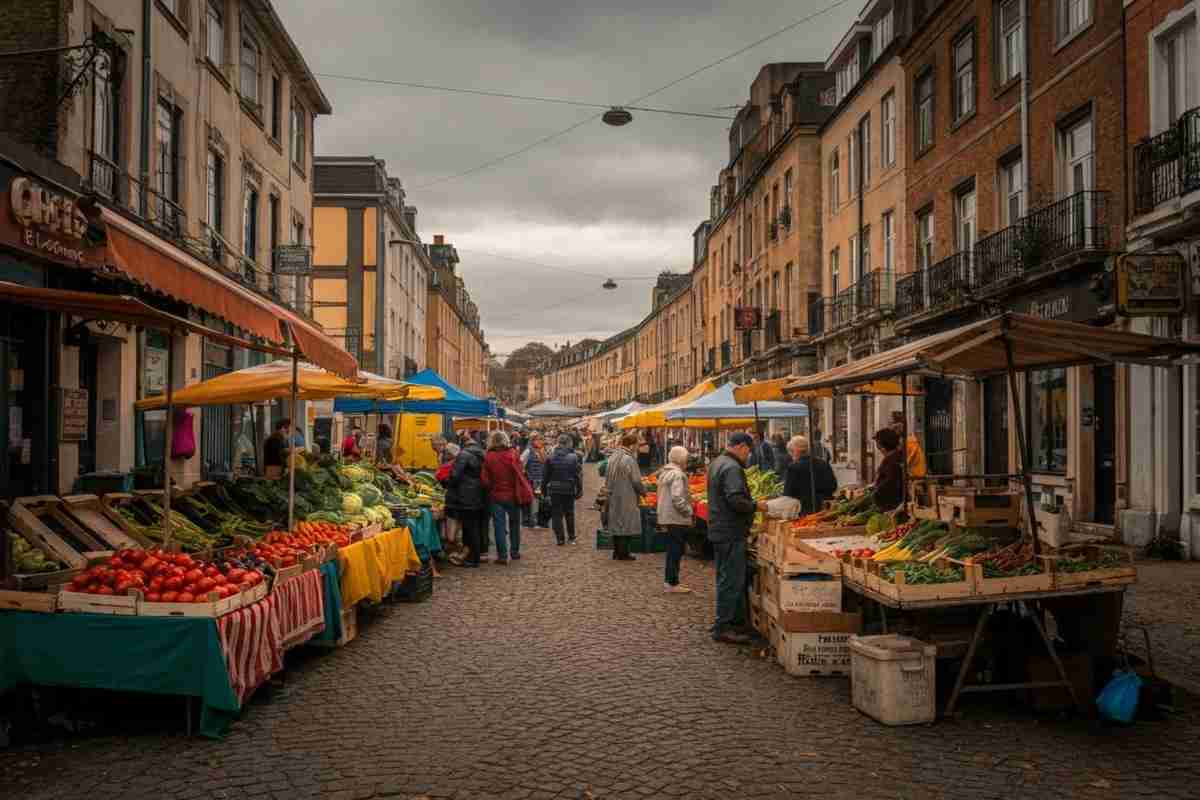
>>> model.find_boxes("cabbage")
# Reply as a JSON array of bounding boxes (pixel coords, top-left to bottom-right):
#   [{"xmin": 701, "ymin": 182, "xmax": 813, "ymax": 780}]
[
  {"xmin": 353, "ymin": 482, "xmax": 384, "ymax": 507},
  {"xmin": 342, "ymin": 493, "xmax": 364, "ymax": 515}
]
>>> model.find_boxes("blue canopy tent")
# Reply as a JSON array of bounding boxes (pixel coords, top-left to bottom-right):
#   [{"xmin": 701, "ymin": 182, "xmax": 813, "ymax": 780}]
[
  {"xmin": 664, "ymin": 382, "xmax": 808, "ymax": 426},
  {"xmin": 333, "ymin": 368, "xmax": 497, "ymax": 418}
]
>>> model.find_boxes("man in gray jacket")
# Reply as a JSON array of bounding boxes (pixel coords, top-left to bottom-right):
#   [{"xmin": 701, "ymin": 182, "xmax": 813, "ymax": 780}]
[{"xmin": 706, "ymin": 432, "xmax": 768, "ymax": 644}]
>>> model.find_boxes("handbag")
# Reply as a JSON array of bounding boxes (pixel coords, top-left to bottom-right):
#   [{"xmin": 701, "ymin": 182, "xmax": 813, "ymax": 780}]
[{"xmin": 516, "ymin": 470, "xmax": 535, "ymax": 506}]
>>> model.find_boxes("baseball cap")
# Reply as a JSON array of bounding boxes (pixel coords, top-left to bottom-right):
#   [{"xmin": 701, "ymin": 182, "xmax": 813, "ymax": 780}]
[{"xmin": 728, "ymin": 432, "xmax": 754, "ymax": 448}]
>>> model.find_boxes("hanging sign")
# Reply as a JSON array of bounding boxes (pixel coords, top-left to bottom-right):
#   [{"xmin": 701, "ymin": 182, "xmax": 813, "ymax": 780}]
[
  {"xmin": 1, "ymin": 172, "xmax": 107, "ymax": 268},
  {"xmin": 58, "ymin": 387, "xmax": 89, "ymax": 442},
  {"xmin": 273, "ymin": 245, "xmax": 312, "ymax": 275},
  {"xmin": 734, "ymin": 306, "xmax": 762, "ymax": 330},
  {"xmin": 1116, "ymin": 251, "xmax": 1186, "ymax": 317}
]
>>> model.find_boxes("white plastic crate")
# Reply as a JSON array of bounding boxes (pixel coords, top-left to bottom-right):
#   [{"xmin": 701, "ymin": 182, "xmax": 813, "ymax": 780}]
[{"xmin": 849, "ymin": 634, "xmax": 937, "ymax": 726}]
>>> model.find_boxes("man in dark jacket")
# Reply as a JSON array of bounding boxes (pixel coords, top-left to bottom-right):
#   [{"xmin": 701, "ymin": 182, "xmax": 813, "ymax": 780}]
[
  {"xmin": 542, "ymin": 433, "xmax": 584, "ymax": 545},
  {"xmin": 770, "ymin": 433, "xmax": 791, "ymax": 479},
  {"xmin": 445, "ymin": 440, "xmax": 487, "ymax": 567},
  {"xmin": 783, "ymin": 435, "xmax": 838, "ymax": 515},
  {"xmin": 707, "ymin": 432, "xmax": 767, "ymax": 644}
]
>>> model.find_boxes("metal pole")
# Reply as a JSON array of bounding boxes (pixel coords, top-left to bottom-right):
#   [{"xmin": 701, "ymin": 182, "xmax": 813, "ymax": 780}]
[
  {"xmin": 901, "ymin": 373, "xmax": 908, "ymax": 514},
  {"xmin": 162, "ymin": 332, "xmax": 175, "ymax": 546},
  {"xmin": 806, "ymin": 406, "xmax": 817, "ymax": 513},
  {"xmin": 1003, "ymin": 334, "xmax": 1042, "ymax": 557},
  {"xmin": 288, "ymin": 350, "xmax": 298, "ymax": 531}
]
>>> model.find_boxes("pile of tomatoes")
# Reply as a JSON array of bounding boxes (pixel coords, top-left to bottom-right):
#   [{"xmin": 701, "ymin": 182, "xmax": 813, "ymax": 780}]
[
  {"xmin": 832, "ymin": 548, "xmax": 876, "ymax": 559},
  {"xmin": 279, "ymin": 522, "xmax": 353, "ymax": 549},
  {"xmin": 67, "ymin": 549, "xmax": 264, "ymax": 603}
]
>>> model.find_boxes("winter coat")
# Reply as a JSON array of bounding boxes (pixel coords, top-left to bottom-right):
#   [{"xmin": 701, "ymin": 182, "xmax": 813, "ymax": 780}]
[
  {"xmin": 604, "ymin": 447, "xmax": 645, "ymax": 538},
  {"xmin": 445, "ymin": 442, "xmax": 487, "ymax": 512},
  {"xmin": 874, "ymin": 448, "xmax": 905, "ymax": 511},
  {"xmin": 542, "ymin": 445, "xmax": 582, "ymax": 498},
  {"xmin": 772, "ymin": 444, "xmax": 791, "ymax": 479},
  {"xmin": 521, "ymin": 445, "xmax": 547, "ymax": 487},
  {"xmin": 784, "ymin": 456, "xmax": 838, "ymax": 515},
  {"xmin": 656, "ymin": 463, "xmax": 694, "ymax": 527},
  {"xmin": 706, "ymin": 452, "xmax": 757, "ymax": 543},
  {"xmin": 482, "ymin": 448, "xmax": 522, "ymax": 505}
]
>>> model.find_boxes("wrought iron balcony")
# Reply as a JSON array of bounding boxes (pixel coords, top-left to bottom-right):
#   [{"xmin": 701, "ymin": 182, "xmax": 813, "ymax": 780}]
[
  {"xmin": 927, "ymin": 251, "xmax": 974, "ymax": 309},
  {"xmin": 764, "ymin": 309, "xmax": 782, "ymax": 348},
  {"xmin": 895, "ymin": 270, "xmax": 925, "ymax": 318},
  {"xmin": 808, "ymin": 296, "xmax": 827, "ymax": 337},
  {"xmin": 1134, "ymin": 107, "xmax": 1200, "ymax": 215},
  {"xmin": 850, "ymin": 269, "xmax": 893, "ymax": 317}
]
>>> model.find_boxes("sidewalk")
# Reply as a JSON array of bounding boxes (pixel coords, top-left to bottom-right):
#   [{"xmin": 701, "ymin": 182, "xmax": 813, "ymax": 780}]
[{"xmin": 1121, "ymin": 560, "xmax": 1200, "ymax": 695}]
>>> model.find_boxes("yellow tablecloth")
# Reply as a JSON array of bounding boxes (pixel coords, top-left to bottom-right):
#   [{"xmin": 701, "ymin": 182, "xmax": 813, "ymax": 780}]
[{"xmin": 338, "ymin": 527, "xmax": 422, "ymax": 607}]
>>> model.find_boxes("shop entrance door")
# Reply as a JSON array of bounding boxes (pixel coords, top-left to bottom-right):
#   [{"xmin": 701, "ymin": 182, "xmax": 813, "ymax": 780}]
[
  {"xmin": 77, "ymin": 340, "xmax": 99, "ymax": 475},
  {"xmin": 0, "ymin": 307, "xmax": 49, "ymax": 498},
  {"xmin": 201, "ymin": 339, "xmax": 233, "ymax": 479},
  {"xmin": 983, "ymin": 375, "xmax": 1009, "ymax": 482},
  {"xmin": 924, "ymin": 377, "xmax": 954, "ymax": 475},
  {"xmin": 1093, "ymin": 365, "xmax": 1116, "ymax": 524}
]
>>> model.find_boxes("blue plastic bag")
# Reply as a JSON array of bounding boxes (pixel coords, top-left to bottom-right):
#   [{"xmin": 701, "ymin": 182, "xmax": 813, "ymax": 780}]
[{"xmin": 1096, "ymin": 670, "xmax": 1142, "ymax": 724}]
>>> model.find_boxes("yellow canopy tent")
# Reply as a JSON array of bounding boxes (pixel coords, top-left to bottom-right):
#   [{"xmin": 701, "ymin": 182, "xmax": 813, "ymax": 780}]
[
  {"xmin": 733, "ymin": 377, "xmax": 922, "ymax": 403},
  {"xmin": 134, "ymin": 360, "xmax": 445, "ymax": 410},
  {"xmin": 617, "ymin": 380, "xmax": 717, "ymax": 429}
]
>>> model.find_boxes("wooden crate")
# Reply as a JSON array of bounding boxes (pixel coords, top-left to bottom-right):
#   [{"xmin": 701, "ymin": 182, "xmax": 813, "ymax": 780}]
[
  {"xmin": 0, "ymin": 589, "xmax": 58, "ymax": 613},
  {"xmin": 963, "ymin": 561, "xmax": 1054, "ymax": 596},
  {"xmin": 784, "ymin": 534, "xmax": 877, "ymax": 576},
  {"xmin": 58, "ymin": 588, "xmax": 140, "ymax": 615},
  {"xmin": 56, "ymin": 495, "xmax": 145, "ymax": 550},
  {"xmin": 140, "ymin": 589, "xmax": 243, "ymax": 618},
  {"xmin": 1043, "ymin": 544, "xmax": 1137, "ymax": 589},
  {"xmin": 937, "ymin": 493, "xmax": 1022, "ymax": 528},
  {"xmin": 866, "ymin": 557, "xmax": 975, "ymax": 603},
  {"xmin": 9, "ymin": 497, "xmax": 95, "ymax": 569}
]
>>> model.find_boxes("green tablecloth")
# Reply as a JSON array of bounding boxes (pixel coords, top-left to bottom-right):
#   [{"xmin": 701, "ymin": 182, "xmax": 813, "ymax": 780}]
[
  {"xmin": 407, "ymin": 509, "xmax": 442, "ymax": 560},
  {"xmin": 0, "ymin": 611, "xmax": 239, "ymax": 739},
  {"xmin": 311, "ymin": 560, "xmax": 345, "ymax": 644}
]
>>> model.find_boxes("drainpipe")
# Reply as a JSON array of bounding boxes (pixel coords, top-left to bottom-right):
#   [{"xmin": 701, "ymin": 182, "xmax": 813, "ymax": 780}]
[
  {"xmin": 139, "ymin": 0, "xmax": 152, "ymax": 216},
  {"xmin": 1020, "ymin": 0, "xmax": 1030, "ymax": 212}
]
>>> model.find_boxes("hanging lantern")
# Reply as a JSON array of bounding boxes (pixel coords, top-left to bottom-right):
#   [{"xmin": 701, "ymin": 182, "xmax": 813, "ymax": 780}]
[{"xmin": 602, "ymin": 107, "xmax": 633, "ymax": 127}]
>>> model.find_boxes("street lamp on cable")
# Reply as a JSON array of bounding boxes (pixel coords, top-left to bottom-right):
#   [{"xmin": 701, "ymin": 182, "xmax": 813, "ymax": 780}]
[
  {"xmin": 602, "ymin": 279, "xmax": 618, "ymax": 290},
  {"xmin": 602, "ymin": 107, "xmax": 634, "ymax": 126}
]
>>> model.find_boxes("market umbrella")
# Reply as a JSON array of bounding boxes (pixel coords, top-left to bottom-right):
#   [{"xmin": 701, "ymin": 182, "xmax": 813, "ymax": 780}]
[
  {"xmin": 733, "ymin": 377, "xmax": 921, "ymax": 404},
  {"xmin": 617, "ymin": 380, "xmax": 717, "ymax": 429},
  {"xmin": 590, "ymin": 400, "xmax": 645, "ymax": 422},
  {"xmin": 665, "ymin": 382, "xmax": 808, "ymax": 428},
  {"xmin": 524, "ymin": 399, "xmax": 588, "ymax": 418}
]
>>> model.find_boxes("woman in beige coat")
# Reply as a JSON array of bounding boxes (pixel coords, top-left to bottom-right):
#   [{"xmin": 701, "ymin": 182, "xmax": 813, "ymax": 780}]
[{"xmin": 656, "ymin": 445, "xmax": 694, "ymax": 593}]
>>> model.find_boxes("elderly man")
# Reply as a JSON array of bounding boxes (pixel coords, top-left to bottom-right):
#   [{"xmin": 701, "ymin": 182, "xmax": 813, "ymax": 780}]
[
  {"xmin": 783, "ymin": 435, "xmax": 838, "ymax": 515},
  {"xmin": 707, "ymin": 432, "xmax": 769, "ymax": 644}
]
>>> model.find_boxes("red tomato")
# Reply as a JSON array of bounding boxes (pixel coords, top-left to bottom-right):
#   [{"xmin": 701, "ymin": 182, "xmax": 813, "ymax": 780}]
[
  {"xmin": 182, "ymin": 583, "xmax": 197, "ymax": 595},
  {"xmin": 176, "ymin": 592, "xmax": 195, "ymax": 603},
  {"xmin": 163, "ymin": 576, "xmax": 183, "ymax": 591},
  {"xmin": 183, "ymin": 568, "xmax": 204, "ymax": 584},
  {"xmin": 108, "ymin": 556, "xmax": 125, "ymax": 568},
  {"xmin": 145, "ymin": 592, "xmax": 162, "ymax": 603},
  {"xmin": 217, "ymin": 584, "xmax": 236, "ymax": 598},
  {"xmin": 192, "ymin": 593, "xmax": 210, "ymax": 603},
  {"xmin": 227, "ymin": 568, "xmax": 246, "ymax": 583},
  {"xmin": 204, "ymin": 565, "xmax": 220, "ymax": 577},
  {"xmin": 96, "ymin": 585, "xmax": 115, "ymax": 596},
  {"xmin": 140, "ymin": 556, "xmax": 161, "ymax": 573},
  {"xmin": 196, "ymin": 577, "xmax": 215, "ymax": 594},
  {"xmin": 160, "ymin": 591, "xmax": 179, "ymax": 603},
  {"xmin": 211, "ymin": 574, "xmax": 228, "ymax": 586},
  {"xmin": 148, "ymin": 577, "xmax": 165, "ymax": 592}
]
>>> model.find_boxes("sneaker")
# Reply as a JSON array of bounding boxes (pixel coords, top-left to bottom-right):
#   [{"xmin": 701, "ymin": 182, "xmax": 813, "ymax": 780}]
[
  {"xmin": 511, "ymin": 553, "xmax": 521, "ymax": 560},
  {"xmin": 713, "ymin": 630, "xmax": 752, "ymax": 645},
  {"xmin": 556, "ymin": 540, "xmax": 565, "ymax": 546},
  {"xmin": 615, "ymin": 553, "xmax": 636, "ymax": 561},
  {"xmin": 664, "ymin": 583, "xmax": 692, "ymax": 594},
  {"xmin": 569, "ymin": 538, "xmax": 578, "ymax": 544}
]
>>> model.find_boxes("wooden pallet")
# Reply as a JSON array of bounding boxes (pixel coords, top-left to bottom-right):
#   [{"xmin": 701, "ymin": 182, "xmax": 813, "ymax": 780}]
[
  {"xmin": 56, "ymin": 495, "xmax": 145, "ymax": 550},
  {"xmin": 9, "ymin": 497, "xmax": 97, "ymax": 569}
]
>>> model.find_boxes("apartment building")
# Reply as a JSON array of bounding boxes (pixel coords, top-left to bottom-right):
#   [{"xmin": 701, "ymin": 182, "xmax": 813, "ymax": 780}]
[
  {"xmin": 813, "ymin": 0, "xmax": 912, "ymax": 482},
  {"xmin": 1124, "ymin": 0, "xmax": 1199, "ymax": 549},
  {"xmin": 311, "ymin": 156, "xmax": 428, "ymax": 378},
  {"xmin": 894, "ymin": 0, "xmax": 1125, "ymax": 528},
  {"xmin": 0, "ymin": 0, "xmax": 336, "ymax": 492},
  {"xmin": 425, "ymin": 235, "xmax": 489, "ymax": 398}
]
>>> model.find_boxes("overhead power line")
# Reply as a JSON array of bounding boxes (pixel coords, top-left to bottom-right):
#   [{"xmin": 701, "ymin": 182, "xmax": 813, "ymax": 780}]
[{"xmin": 408, "ymin": 0, "xmax": 856, "ymax": 190}]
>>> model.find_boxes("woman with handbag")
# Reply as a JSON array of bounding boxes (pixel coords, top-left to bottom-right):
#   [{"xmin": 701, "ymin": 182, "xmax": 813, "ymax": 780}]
[
  {"xmin": 521, "ymin": 434, "xmax": 549, "ymax": 528},
  {"xmin": 445, "ymin": 440, "xmax": 486, "ymax": 568},
  {"xmin": 481, "ymin": 430, "xmax": 526, "ymax": 564}
]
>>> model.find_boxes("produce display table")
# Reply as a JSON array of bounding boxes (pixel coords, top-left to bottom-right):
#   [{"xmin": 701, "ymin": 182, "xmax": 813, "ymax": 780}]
[
  {"xmin": 404, "ymin": 509, "xmax": 442, "ymax": 561},
  {"xmin": 0, "ymin": 611, "xmax": 240, "ymax": 739},
  {"xmin": 270, "ymin": 567, "xmax": 325, "ymax": 649},
  {"xmin": 216, "ymin": 595, "xmax": 284, "ymax": 706},
  {"xmin": 338, "ymin": 527, "xmax": 421, "ymax": 607}
]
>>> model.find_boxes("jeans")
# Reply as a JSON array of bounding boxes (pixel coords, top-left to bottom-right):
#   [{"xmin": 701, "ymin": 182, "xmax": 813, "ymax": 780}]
[
  {"xmin": 550, "ymin": 493, "xmax": 576, "ymax": 543},
  {"xmin": 663, "ymin": 525, "xmax": 689, "ymax": 585},
  {"xmin": 711, "ymin": 538, "xmax": 747, "ymax": 638},
  {"xmin": 522, "ymin": 498, "xmax": 536, "ymax": 526},
  {"xmin": 490, "ymin": 501, "xmax": 521, "ymax": 559}
]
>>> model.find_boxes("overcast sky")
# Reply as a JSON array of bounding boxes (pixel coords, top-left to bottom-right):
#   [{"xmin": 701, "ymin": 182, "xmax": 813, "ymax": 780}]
[{"xmin": 276, "ymin": 1, "xmax": 858, "ymax": 360}]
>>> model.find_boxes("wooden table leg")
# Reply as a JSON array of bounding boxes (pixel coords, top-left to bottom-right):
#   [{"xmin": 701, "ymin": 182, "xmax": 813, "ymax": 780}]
[
  {"xmin": 1029, "ymin": 604, "xmax": 1080, "ymax": 709},
  {"xmin": 879, "ymin": 600, "xmax": 888, "ymax": 634},
  {"xmin": 945, "ymin": 604, "xmax": 993, "ymax": 716}
]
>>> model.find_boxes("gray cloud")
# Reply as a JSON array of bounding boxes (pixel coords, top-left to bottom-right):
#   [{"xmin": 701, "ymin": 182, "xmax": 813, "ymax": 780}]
[{"xmin": 277, "ymin": 1, "xmax": 857, "ymax": 360}]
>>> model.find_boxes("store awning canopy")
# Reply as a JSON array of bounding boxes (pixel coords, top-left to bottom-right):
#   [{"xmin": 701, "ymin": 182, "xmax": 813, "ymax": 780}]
[
  {"xmin": 0, "ymin": 281, "xmax": 294, "ymax": 358},
  {"xmin": 524, "ymin": 399, "xmax": 587, "ymax": 418},
  {"xmin": 618, "ymin": 380, "xmax": 718, "ymax": 429},
  {"xmin": 665, "ymin": 382, "xmax": 808, "ymax": 428},
  {"xmin": 134, "ymin": 360, "xmax": 444, "ymax": 410},
  {"xmin": 783, "ymin": 313, "xmax": 1200, "ymax": 395},
  {"xmin": 589, "ymin": 400, "xmax": 645, "ymax": 422},
  {"xmin": 734, "ymin": 377, "xmax": 922, "ymax": 403},
  {"xmin": 333, "ymin": 368, "xmax": 495, "ymax": 418}
]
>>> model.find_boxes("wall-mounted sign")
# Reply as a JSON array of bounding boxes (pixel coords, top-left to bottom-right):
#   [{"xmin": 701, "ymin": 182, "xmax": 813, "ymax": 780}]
[
  {"xmin": 1005, "ymin": 273, "xmax": 1103, "ymax": 323},
  {"xmin": 58, "ymin": 387, "xmax": 89, "ymax": 442},
  {"xmin": 734, "ymin": 306, "xmax": 762, "ymax": 331},
  {"xmin": 274, "ymin": 245, "xmax": 312, "ymax": 275},
  {"xmin": 1116, "ymin": 251, "xmax": 1187, "ymax": 316},
  {"xmin": 1, "ymin": 172, "xmax": 107, "ymax": 268}
]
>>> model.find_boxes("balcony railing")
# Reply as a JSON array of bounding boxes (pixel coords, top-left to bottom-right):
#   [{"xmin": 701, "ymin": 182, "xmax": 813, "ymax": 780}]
[
  {"xmin": 147, "ymin": 187, "xmax": 185, "ymax": 240},
  {"xmin": 764, "ymin": 309, "xmax": 782, "ymax": 348},
  {"xmin": 808, "ymin": 271, "xmax": 894, "ymax": 337},
  {"xmin": 1134, "ymin": 106, "xmax": 1200, "ymax": 215},
  {"xmin": 808, "ymin": 297, "xmax": 827, "ymax": 337},
  {"xmin": 720, "ymin": 340, "xmax": 731, "ymax": 369},
  {"xmin": 895, "ymin": 190, "xmax": 1112, "ymax": 321}
]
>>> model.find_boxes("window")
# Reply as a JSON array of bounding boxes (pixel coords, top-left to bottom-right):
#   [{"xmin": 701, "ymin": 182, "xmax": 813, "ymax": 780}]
[
  {"xmin": 1159, "ymin": 21, "xmax": 1196, "ymax": 130},
  {"xmin": 206, "ymin": 150, "xmax": 224, "ymax": 232},
  {"xmin": 873, "ymin": 8, "xmax": 894, "ymax": 58},
  {"xmin": 915, "ymin": 71, "xmax": 934, "ymax": 151},
  {"xmin": 953, "ymin": 32, "xmax": 975, "ymax": 121},
  {"xmin": 998, "ymin": 0, "xmax": 1022, "ymax": 83},
  {"xmin": 243, "ymin": 185, "xmax": 259, "ymax": 261},
  {"xmin": 240, "ymin": 34, "xmax": 259, "ymax": 104},
  {"xmin": 291, "ymin": 104, "xmax": 306, "ymax": 168},
  {"xmin": 830, "ymin": 149, "xmax": 840, "ymax": 211},
  {"xmin": 270, "ymin": 73, "xmax": 282, "ymax": 140},
  {"xmin": 1000, "ymin": 158, "xmax": 1024, "ymax": 225},
  {"xmin": 784, "ymin": 168, "xmax": 793, "ymax": 207},
  {"xmin": 955, "ymin": 188, "xmax": 977, "ymax": 252},
  {"xmin": 1028, "ymin": 368, "xmax": 1068, "ymax": 473},
  {"xmin": 848, "ymin": 234, "xmax": 859, "ymax": 281},
  {"xmin": 916, "ymin": 210, "xmax": 934, "ymax": 270},
  {"xmin": 1061, "ymin": 117, "xmax": 1094, "ymax": 195},
  {"xmin": 206, "ymin": 1, "xmax": 223, "ymax": 65},
  {"xmin": 294, "ymin": 218, "xmax": 304, "ymax": 245},
  {"xmin": 154, "ymin": 99, "xmax": 181, "ymax": 232},
  {"xmin": 882, "ymin": 91, "xmax": 896, "ymax": 166},
  {"xmin": 882, "ymin": 211, "xmax": 894, "ymax": 273},
  {"xmin": 861, "ymin": 225, "xmax": 872, "ymax": 275},
  {"xmin": 848, "ymin": 133, "xmax": 858, "ymax": 196},
  {"xmin": 1057, "ymin": 0, "xmax": 1091, "ymax": 41},
  {"xmin": 831, "ymin": 248, "xmax": 840, "ymax": 294},
  {"xmin": 268, "ymin": 194, "xmax": 280, "ymax": 268},
  {"xmin": 91, "ymin": 45, "xmax": 118, "ymax": 167},
  {"xmin": 860, "ymin": 115, "xmax": 871, "ymax": 187}
]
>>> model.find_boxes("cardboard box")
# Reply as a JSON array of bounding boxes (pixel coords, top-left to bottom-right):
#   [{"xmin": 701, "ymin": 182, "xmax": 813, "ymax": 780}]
[
  {"xmin": 776, "ymin": 613, "xmax": 862, "ymax": 676},
  {"xmin": 764, "ymin": 566, "xmax": 842, "ymax": 614}
]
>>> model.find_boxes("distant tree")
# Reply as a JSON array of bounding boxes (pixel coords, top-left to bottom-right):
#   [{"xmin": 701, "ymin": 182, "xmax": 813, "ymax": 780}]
[{"xmin": 505, "ymin": 341, "xmax": 554, "ymax": 371}]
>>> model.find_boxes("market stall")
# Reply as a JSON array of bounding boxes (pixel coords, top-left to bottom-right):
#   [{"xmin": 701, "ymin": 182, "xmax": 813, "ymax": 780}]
[
  {"xmin": 523, "ymin": 399, "xmax": 587, "ymax": 418},
  {"xmin": 617, "ymin": 380, "xmax": 716, "ymax": 429},
  {"xmin": 755, "ymin": 312, "xmax": 1200, "ymax": 717}
]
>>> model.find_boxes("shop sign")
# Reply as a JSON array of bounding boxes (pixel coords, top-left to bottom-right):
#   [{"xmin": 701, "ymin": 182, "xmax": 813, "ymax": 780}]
[
  {"xmin": 2, "ymin": 175, "xmax": 106, "ymax": 268},
  {"xmin": 734, "ymin": 306, "xmax": 762, "ymax": 330},
  {"xmin": 1116, "ymin": 251, "xmax": 1186, "ymax": 317},
  {"xmin": 273, "ymin": 245, "xmax": 312, "ymax": 275},
  {"xmin": 58, "ymin": 387, "xmax": 89, "ymax": 442},
  {"xmin": 1006, "ymin": 276, "xmax": 1102, "ymax": 323}
]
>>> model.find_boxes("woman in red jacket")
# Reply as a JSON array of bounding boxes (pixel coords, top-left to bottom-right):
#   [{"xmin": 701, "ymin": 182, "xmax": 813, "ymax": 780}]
[{"xmin": 482, "ymin": 430, "xmax": 526, "ymax": 564}]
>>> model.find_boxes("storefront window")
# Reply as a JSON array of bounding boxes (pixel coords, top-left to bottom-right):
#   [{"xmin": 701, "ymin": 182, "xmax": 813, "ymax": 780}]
[
  {"xmin": 136, "ymin": 330, "xmax": 170, "ymax": 469},
  {"xmin": 1028, "ymin": 368, "xmax": 1068, "ymax": 473}
]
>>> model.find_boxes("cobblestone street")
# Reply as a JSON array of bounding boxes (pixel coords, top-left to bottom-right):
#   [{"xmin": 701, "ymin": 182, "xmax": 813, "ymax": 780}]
[{"xmin": 4, "ymin": 465, "xmax": 1200, "ymax": 800}]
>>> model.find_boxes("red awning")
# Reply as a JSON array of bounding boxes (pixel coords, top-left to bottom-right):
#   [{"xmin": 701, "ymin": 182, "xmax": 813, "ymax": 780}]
[{"xmin": 285, "ymin": 317, "xmax": 358, "ymax": 380}]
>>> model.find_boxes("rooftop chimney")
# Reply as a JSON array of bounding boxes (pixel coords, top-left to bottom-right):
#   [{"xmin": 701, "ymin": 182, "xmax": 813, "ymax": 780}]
[
  {"xmin": 403, "ymin": 205, "xmax": 417, "ymax": 236},
  {"xmin": 434, "ymin": 234, "xmax": 445, "ymax": 245}
]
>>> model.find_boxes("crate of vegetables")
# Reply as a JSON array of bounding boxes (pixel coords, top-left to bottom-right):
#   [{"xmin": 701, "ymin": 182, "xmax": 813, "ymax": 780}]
[
  {"xmin": 866, "ymin": 558, "xmax": 974, "ymax": 603},
  {"xmin": 964, "ymin": 539, "xmax": 1053, "ymax": 596},
  {"xmin": 1042, "ymin": 544, "xmax": 1136, "ymax": 589}
]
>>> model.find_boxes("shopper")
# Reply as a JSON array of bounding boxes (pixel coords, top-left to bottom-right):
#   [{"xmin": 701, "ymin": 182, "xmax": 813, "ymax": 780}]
[
  {"xmin": 749, "ymin": 427, "xmax": 774, "ymax": 470},
  {"xmin": 481, "ymin": 430, "xmax": 523, "ymax": 564},
  {"xmin": 707, "ymin": 432, "xmax": 768, "ymax": 644},
  {"xmin": 431, "ymin": 434, "xmax": 452, "ymax": 466},
  {"xmin": 521, "ymin": 433, "xmax": 549, "ymax": 528},
  {"xmin": 437, "ymin": 443, "xmax": 464, "ymax": 563},
  {"xmin": 872, "ymin": 427, "xmax": 905, "ymax": 511},
  {"xmin": 784, "ymin": 435, "xmax": 838, "ymax": 515},
  {"xmin": 445, "ymin": 437, "xmax": 487, "ymax": 567},
  {"xmin": 636, "ymin": 431, "xmax": 653, "ymax": 474},
  {"xmin": 771, "ymin": 433, "xmax": 791, "ymax": 479},
  {"xmin": 891, "ymin": 418, "xmax": 928, "ymax": 479},
  {"xmin": 542, "ymin": 433, "xmax": 583, "ymax": 545},
  {"xmin": 341, "ymin": 424, "xmax": 364, "ymax": 461},
  {"xmin": 263, "ymin": 418, "xmax": 292, "ymax": 480},
  {"xmin": 605, "ymin": 433, "xmax": 645, "ymax": 561},
  {"xmin": 376, "ymin": 423, "xmax": 394, "ymax": 466},
  {"xmin": 657, "ymin": 445, "xmax": 694, "ymax": 593}
]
